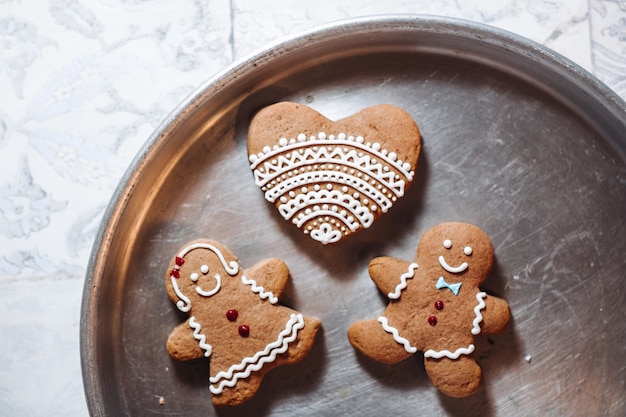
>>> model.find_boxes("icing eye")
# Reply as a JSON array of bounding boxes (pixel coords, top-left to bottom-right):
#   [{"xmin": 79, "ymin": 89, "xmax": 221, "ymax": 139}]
[
  {"xmin": 464, "ymin": 246, "xmax": 473, "ymax": 255},
  {"xmin": 190, "ymin": 272, "xmax": 199, "ymax": 282},
  {"xmin": 443, "ymin": 239, "xmax": 452, "ymax": 249},
  {"xmin": 200, "ymin": 265, "xmax": 209, "ymax": 274}
]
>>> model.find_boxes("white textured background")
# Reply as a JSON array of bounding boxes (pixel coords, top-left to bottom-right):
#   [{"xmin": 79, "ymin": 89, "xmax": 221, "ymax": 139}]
[{"xmin": 0, "ymin": 1, "xmax": 625, "ymax": 415}]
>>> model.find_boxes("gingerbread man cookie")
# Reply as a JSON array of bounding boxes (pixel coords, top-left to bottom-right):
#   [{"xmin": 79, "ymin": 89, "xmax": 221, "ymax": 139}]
[
  {"xmin": 348, "ymin": 222, "xmax": 510, "ymax": 397},
  {"xmin": 165, "ymin": 240, "xmax": 321, "ymax": 406}
]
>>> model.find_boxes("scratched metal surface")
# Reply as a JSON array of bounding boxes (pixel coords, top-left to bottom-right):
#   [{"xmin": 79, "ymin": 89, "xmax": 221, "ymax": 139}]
[{"xmin": 81, "ymin": 16, "xmax": 626, "ymax": 417}]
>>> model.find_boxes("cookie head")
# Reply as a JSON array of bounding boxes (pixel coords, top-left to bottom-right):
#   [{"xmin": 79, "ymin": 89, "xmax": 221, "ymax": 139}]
[
  {"xmin": 418, "ymin": 222, "xmax": 494, "ymax": 287},
  {"xmin": 166, "ymin": 240, "xmax": 240, "ymax": 312}
]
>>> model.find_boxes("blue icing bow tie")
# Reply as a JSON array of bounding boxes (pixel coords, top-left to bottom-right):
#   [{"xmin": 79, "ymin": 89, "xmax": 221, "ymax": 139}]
[{"xmin": 436, "ymin": 276, "xmax": 462, "ymax": 296}]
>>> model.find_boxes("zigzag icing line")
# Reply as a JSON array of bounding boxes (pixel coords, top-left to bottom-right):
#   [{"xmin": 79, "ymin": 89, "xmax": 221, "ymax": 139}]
[
  {"xmin": 387, "ymin": 263, "xmax": 419, "ymax": 300},
  {"xmin": 253, "ymin": 148, "xmax": 409, "ymax": 191},
  {"xmin": 189, "ymin": 316, "xmax": 212, "ymax": 357},
  {"xmin": 249, "ymin": 133, "xmax": 414, "ymax": 180},
  {"xmin": 471, "ymin": 292, "xmax": 487, "ymax": 335},
  {"xmin": 280, "ymin": 189, "xmax": 374, "ymax": 227},
  {"xmin": 378, "ymin": 316, "xmax": 417, "ymax": 354},
  {"xmin": 249, "ymin": 135, "xmax": 414, "ymax": 179},
  {"xmin": 241, "ymin": 275, "xmax": 278, "ymax": 304},
  {"xmin": 424, "ymin": 344, "xmax": 475, "ymax": 359},
  {"xmin": 255, "ymin": 152, "xmax": 406, "ymax": 194},
  {"xmin": 264, "ymin": 170, "xmax": 394, "ymax": 211},
  {"xmin": 209, "ymin": 313, "xmax": 304, "ymax": 394}
]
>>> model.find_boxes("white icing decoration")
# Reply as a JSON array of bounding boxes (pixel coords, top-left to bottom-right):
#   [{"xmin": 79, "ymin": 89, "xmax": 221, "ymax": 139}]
[
  {"xmin": 464, "ymin": 246, "xmax": 473, "ymax": 255},
  {"xmin": 170, "ymin": 276, "xmax": 191, "ymax": 312},
  {"xmin": 249, "ymin": 132, "xmax": 415, "ymax": 243},
  {"xmin": 378, "ymin": 316, "xmax": 417, "ymax": 354},
  {"xmin": 310, "ymin": 222, "xmax": 342, "ymax": 245},
  {"xmin": 280, "ymin": 188, "xmax": 373, "ymax": 231},
  {"xmin": 423, "ymin": 291, "xmax": 487, "ymax": 359},
  {"xmin": 209, "ymin": 313, "xmax": 304, "ymax": 394},
  {"xmin": 177, "ymin": 243, "xmax": 239, "ymax": 276},
  {"xmin": 443, "ymin": 239, "xmax": 452, "ymax": 249},
  {"xmin": 438, "ymin": 255, "xmax": 468, "ymax": 274},
  {"xmin": 251, "ymin": 141, "xmax": 411, "ymax": 191},
  {"xmin": 424, "ymin": 344, "xmax": 475, "ymax": 359},
  {"xmin": 387, "ymin": 263, "xmax": 419, "ymax": 299},
  {"xmin": 196, "ymin": 273, "xmax": 221, "ymax": 297},
  {"xmin": 264, "ymin": 171, "xmax": 393, "ymax": 212},
  {"xmin": 200, "ymin": 264, "xmax": 209, "ymax": 274},
  {"xmin": 189, "ymin": 316, "xmax": 212, "ymax": 357},
  {"xmin": 379, "ymin": 290, "xmax": 489, "ymax": 360},
  {"xmin": 170, "ymin": 243, "xmax": 240, "ymax": 311},
  {"xmin": 471, "ymin": 292, "xmax": 487, "ymax": 335},
  {"xmin": 241, "ymin": 275, "xmax": 278, "ymax": 304}
]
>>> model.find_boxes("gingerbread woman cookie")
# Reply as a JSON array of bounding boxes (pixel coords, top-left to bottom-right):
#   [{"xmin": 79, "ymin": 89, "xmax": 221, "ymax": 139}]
[
  {"xmin": 348, "ymin": 222, "xmax": 510, "ymax": 397},
  {"xmin": 165, "ymin": 239, "xmax": 321, "ymax": 406}
]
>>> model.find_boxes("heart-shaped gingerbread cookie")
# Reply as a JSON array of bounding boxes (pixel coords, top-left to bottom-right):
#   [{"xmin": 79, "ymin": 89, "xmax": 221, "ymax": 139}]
[{"xmin": 247, "ymin": 102, "xmax": 421, "ymax": 244}]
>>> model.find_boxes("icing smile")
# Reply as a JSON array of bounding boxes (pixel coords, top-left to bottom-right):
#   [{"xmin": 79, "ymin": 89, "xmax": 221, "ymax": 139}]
[{"xmin": 438, "ymin": 256, "xmax": 468, "ymax": 274}]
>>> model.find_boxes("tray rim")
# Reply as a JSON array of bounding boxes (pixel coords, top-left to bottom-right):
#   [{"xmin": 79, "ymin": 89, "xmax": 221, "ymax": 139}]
[{"xmin": 79, "ymin": 14, "xmax": 626, "ymax": 416}]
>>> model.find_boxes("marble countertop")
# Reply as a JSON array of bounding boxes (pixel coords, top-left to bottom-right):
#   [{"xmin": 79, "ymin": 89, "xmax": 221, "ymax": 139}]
[{"xmin": 1, "ymin": 1, "xmax": 624, "ymax": 415}]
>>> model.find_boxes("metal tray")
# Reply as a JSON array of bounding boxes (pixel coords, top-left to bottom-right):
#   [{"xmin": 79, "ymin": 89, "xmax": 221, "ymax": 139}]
[{"xmin": 81, "ymin": 15, "xmax": 626, "ymax": 417}]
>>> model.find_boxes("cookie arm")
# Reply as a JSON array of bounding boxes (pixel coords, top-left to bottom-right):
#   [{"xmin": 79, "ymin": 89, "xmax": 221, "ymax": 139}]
[
  {"xmin": 166, "ymin": 320, "xmax": 206, "ymax": 361},
  {"xmin": 243, "ymin": 258, "xmax": 289, "ymax": 298},
  {"xmin": 424, "ymin": 355, "xmax": 482, "ymax": 398},
  {"xmin": 348, "ymin": 319, "xmax": 412, "ymax": 364},
  {"xmin": 368, "ymin": 256, "xmax": 416, "ymax": 298},
  {"xmin": 479, "ymin": 295, "xmax": 510, "ymax": 334}
]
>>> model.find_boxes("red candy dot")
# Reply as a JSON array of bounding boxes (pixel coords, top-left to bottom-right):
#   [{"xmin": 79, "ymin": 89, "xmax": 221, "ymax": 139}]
[
  {"xmin": 428, "ymin": 316, "xmax": 438, "ymax": 326},
  {"xmin": 238, "ymin": 324, "xmax": 250, "ymax": 337},
  {"xmin": 170, "ymin": 269, "xmax": 180, "ymax": 279},
  {"xmin": 226, "ymin": 309, "xmax": 238, "ymax": 321},
  {"xmin": 175, "ymin": 256, "xmax": 185, "ymax": 266},
  {"xmin": 434, "ymin": 300, "xmax": 444, "ymax": 310}
]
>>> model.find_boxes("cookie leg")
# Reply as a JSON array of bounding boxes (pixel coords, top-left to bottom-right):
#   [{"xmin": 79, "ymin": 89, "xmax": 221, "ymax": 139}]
[
  {"xmin": 423, "ymin": 356, "xmax": 482, "ymax": 397},
  {"xmin": 211, "ymin": 314, "xmax": 321, "ymax": 407},
  {"xmin": 348, "ymin": 319, "xmax": 412, "ymax": 364},
  {"xmin": 212, "ymin": 377, "xmax": 263, "ymax": 406}
]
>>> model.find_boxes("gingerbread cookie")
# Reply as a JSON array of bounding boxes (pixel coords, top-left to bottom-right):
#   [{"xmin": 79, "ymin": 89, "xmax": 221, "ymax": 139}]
[
  {"xmin": 165, "ymin": 240, "xmax": 321, "ymax": 406},
  {"xmin": 348, "ymin": 222, "xmax": 510, "ymax": 397},
  {"xmin": 247, "ymin": 102, "xmax": 421, "ymax": 245}
]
